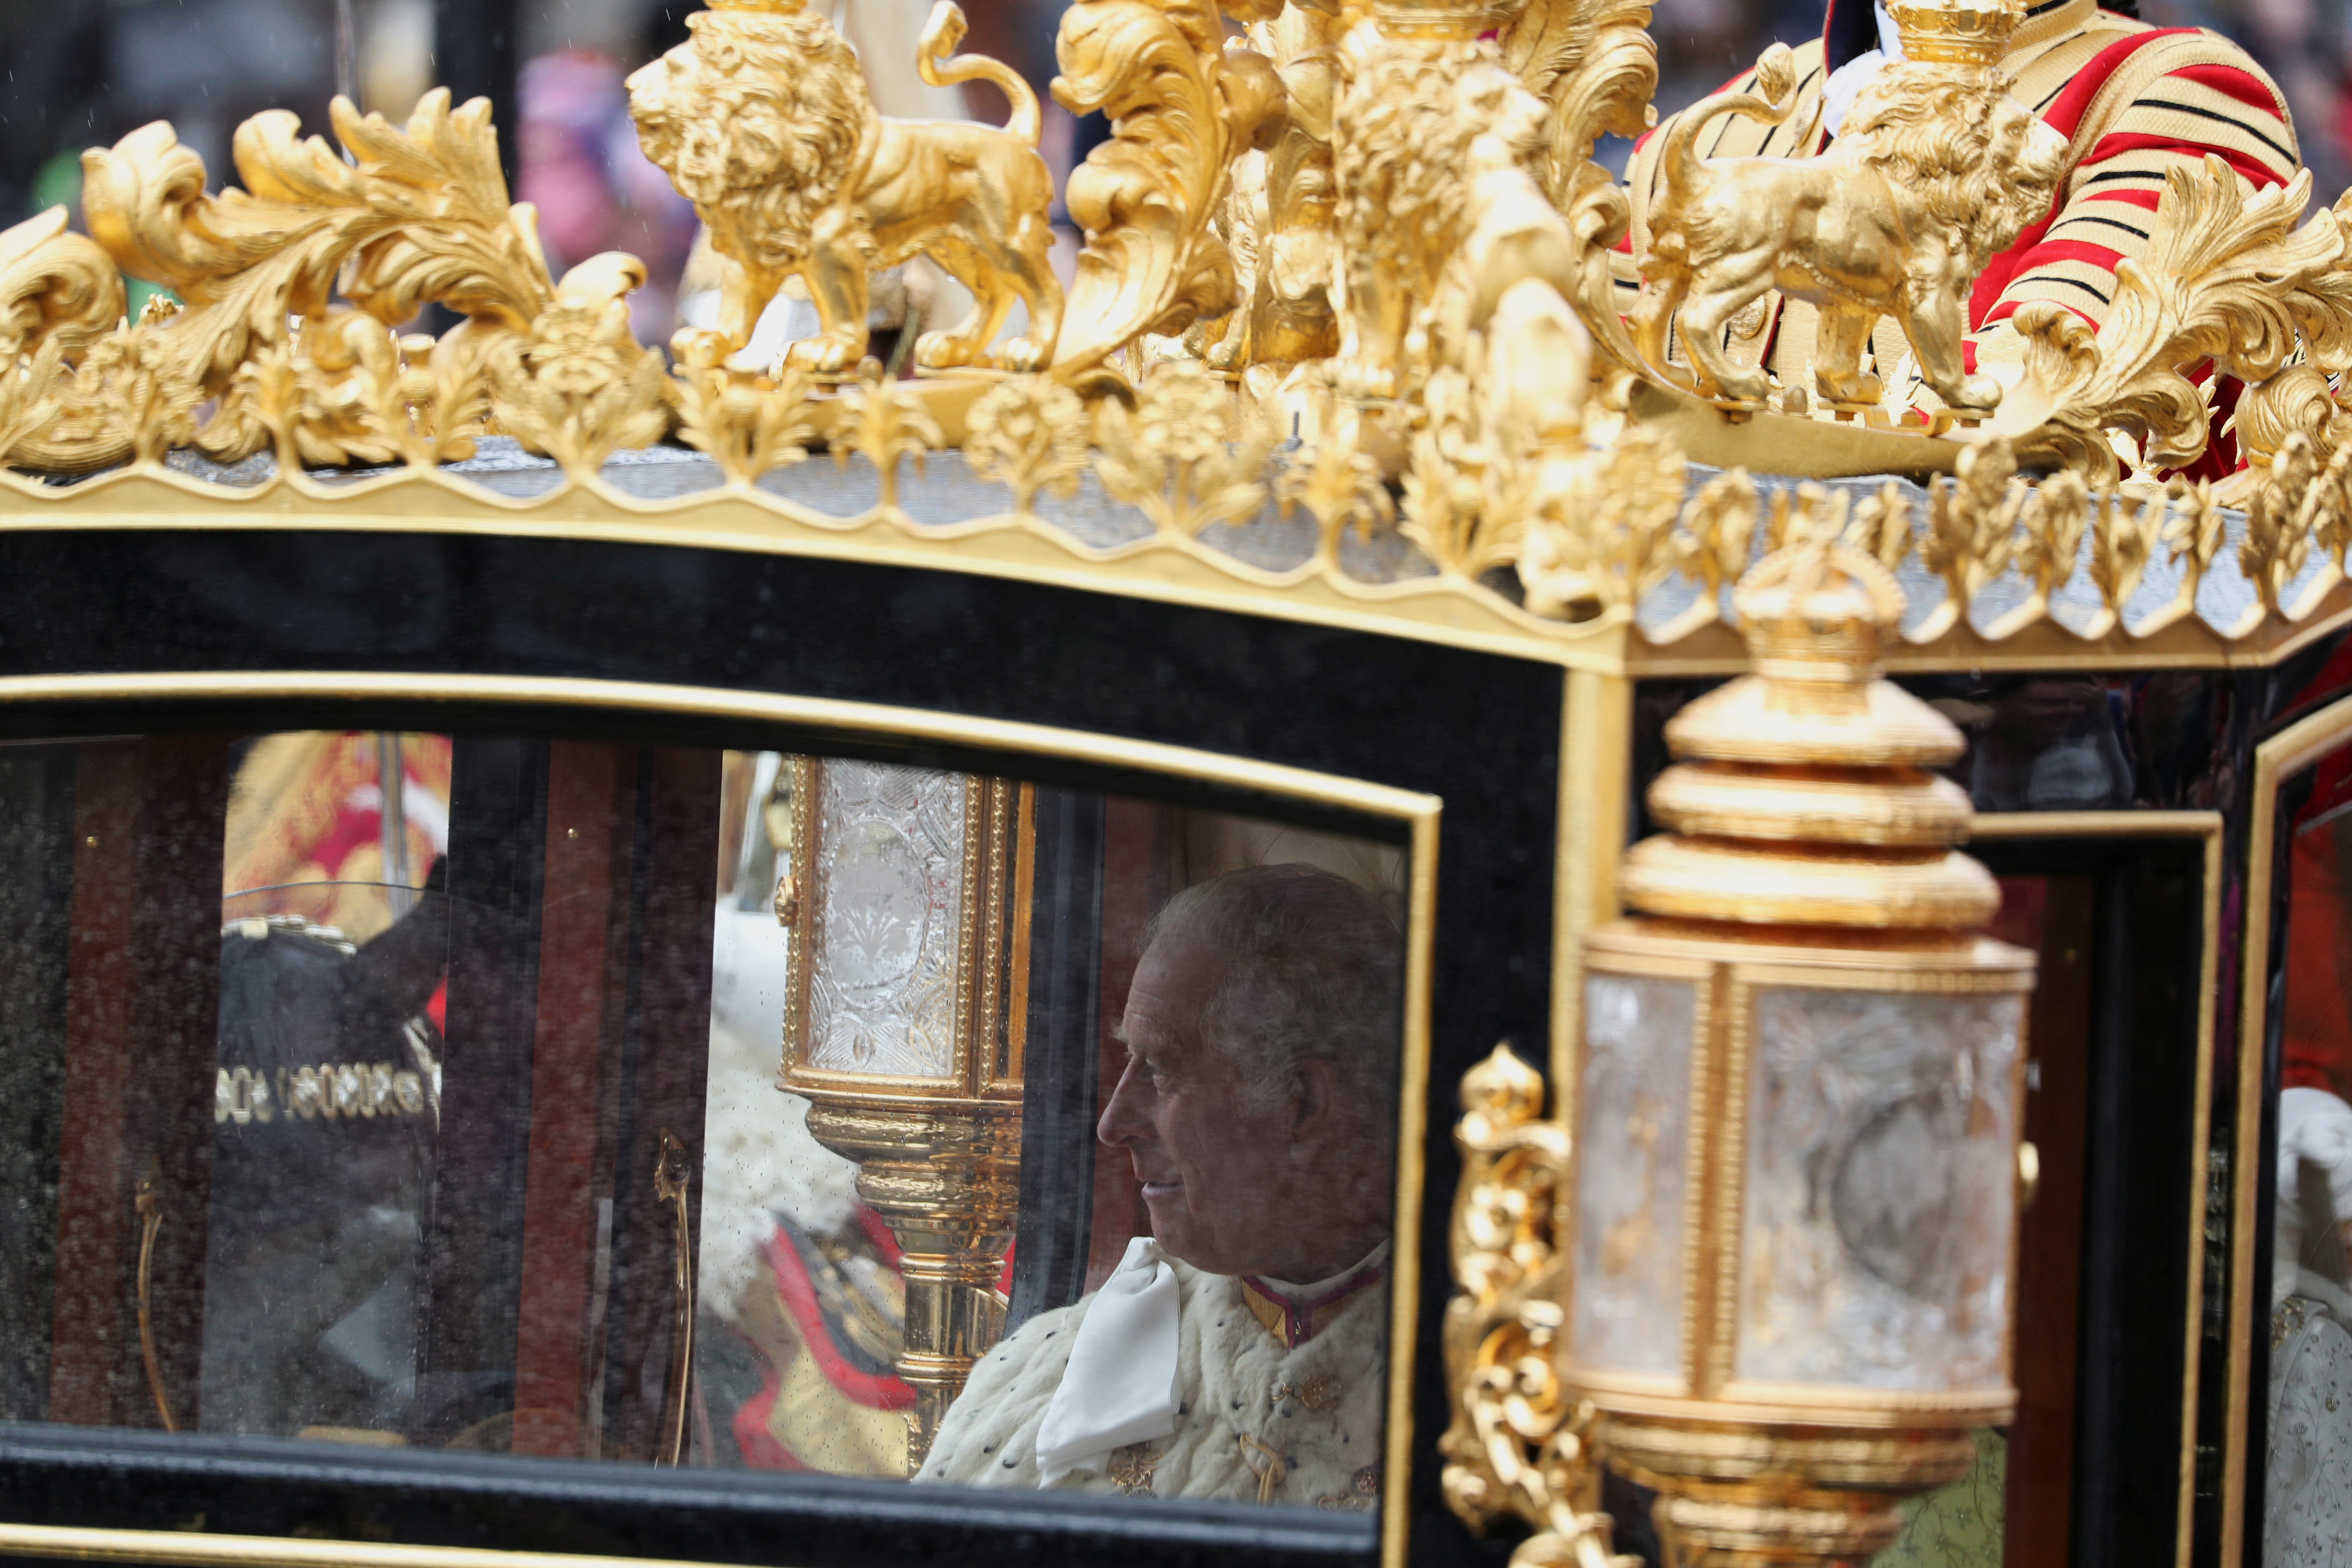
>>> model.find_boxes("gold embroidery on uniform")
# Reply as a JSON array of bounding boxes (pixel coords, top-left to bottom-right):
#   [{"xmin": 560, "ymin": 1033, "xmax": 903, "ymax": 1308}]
[
  {"xmin": 1237, "ymin": 1433, "xmax": 1287, "ymax": 1505},
  {"xmin": 1317, "ymin": 1461, "xmax": 1380, "ymax": 1512},
  {"xmin": 330, "ymin": 1063, "xmax": 362, "ymax": 1118},
  {"xmin": 1108, "ymin": 1442, "xmax": 1160, "ymax": 1496},
  {"xmin": 220, "ymin": 1063, "xmax": 424, "ymax": 1126}
]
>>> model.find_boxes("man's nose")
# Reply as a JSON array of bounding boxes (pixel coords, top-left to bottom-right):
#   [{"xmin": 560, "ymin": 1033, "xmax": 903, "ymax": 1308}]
[{"xmin": 1097, "ymin": 1057, "xmax": 1148, "ymax": 1148}]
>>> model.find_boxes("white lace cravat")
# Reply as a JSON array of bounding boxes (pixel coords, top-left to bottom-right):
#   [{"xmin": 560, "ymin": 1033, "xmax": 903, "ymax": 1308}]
[{"xmin": 1034, "ymin": 1236, "xmax": 1181, "ymax": 1485}]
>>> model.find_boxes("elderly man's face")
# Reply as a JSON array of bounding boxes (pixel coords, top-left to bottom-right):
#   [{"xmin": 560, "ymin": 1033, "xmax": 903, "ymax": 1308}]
[{"xmin": 1098, "ymin": 924, "xmax": 1301, "ymax": 1277}]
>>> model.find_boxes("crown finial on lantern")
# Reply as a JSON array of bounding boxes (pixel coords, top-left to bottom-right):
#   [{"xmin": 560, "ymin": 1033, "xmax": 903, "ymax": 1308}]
[
  {"xmin": 1369, "ymin": 0, "xmax": 1522, "ymax": 39},
  {"xmin": 1887, "ymin": 0, "xmax": 2021, "ymax": 66},
  {"xmin": 1731, "ymin": 535, "xmax": 1905, "ymax": 690},
  {"xmin": 1615, "ymin": 534, "xmax": 1990, "ymax": 930},
  {"xmin": 1657, "ymin": 535, "xmax": 1965, "ymax": 777}
]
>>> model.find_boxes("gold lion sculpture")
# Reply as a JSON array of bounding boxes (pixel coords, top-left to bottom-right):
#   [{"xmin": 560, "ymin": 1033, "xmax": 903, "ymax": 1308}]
[
  {"xmin": 628, "ymin": 0, "xmax": 1064, "ymax": 374},
  {"xmin": 1632, "ymin": 43, "xmax": 2066, "ymax": 412}
]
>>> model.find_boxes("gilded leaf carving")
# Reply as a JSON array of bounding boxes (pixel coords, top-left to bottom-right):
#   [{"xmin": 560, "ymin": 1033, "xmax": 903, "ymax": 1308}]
[
  {"xmin": 2075, "ymin": 483, "xmax": 2166, "ymax": 640},
  {"xmin": 76, "ymin": 89, "xmax": 551, "ymax": 468},
  {"xmin": 1093, "ymin": 359, "xmax": 1279, "ymax": 535},
  {"xmin": 671, "ymin": 359, "xmax": 821, "ymax": 487},
  {"xmin": 489, "ymin": 255, "xmax": 669, "ymax": 478},
  {"xmin": 1278, "ymin": 403, "xmax": 1396, "ymax": 566},
  {"xmin": 2012, "ymin": 160, "xmax": 2352, "ymax": 475},
  {"xmin": 1513, "ymin": 425, "xmax": 1687, "ymax": 619},
  {"xmin": 963, "ymin": 375, "xmax": 1090, "ymax": 515},
  {"xmin": 839, "ymin": 365, "xmax": 948, "ymax": 513},
  {"xmin": 86, "ymin": 327, "xmax": 199, "ymax": 467},
  {"xmin": 1051, "ymin": 0, "xmax": 1283, "ymax": 374},
  {"xmin": 1438, "ymin": 1045, "xmax": 1633, "ymax": 1568},
  {"xmin": 1914, "ymin": 439, "xmax": 2028, "ymax": 642}
]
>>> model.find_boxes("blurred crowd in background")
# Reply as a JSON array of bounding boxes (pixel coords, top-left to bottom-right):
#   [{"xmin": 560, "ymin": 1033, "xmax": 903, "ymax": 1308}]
[{"xmin": 0, "ymin": 0, "xmax": 2344, "ymax": 346}]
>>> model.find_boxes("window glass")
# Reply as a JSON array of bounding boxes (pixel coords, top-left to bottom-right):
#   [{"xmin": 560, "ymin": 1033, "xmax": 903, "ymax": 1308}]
[
  {"xmin": 0, "ymin": 730, "xmax": 1409, "ymax": 1516},
  {"xmin": 2267, "ymin": 760, "xmax": 2352, "ymax": 1556},
  {"xmin": 1803, "ymin": 875, "xmax": 2095, "ymax": 1568}
]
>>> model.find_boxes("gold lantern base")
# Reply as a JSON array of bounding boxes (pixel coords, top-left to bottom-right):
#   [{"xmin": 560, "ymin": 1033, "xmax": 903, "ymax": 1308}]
[
  {"xmin": 1603, "ymin": 1415, "xmax": 1978, "ymax": 1565},
  {"xmin": 802, "ymin": 1098, "xmax": 1021, "ymax": 1467}
]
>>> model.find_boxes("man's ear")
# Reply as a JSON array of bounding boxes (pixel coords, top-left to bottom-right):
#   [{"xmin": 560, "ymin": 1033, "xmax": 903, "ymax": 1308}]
[{"xmin": 1290, "ymin": 1057, "xmax": 1342, "ymax": 1143}]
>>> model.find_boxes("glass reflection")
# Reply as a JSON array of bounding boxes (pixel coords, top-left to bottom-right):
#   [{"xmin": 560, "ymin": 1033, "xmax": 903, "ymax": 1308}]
[
  {"xmin": 2269, "ymin": 758, "xmax": 2352, "ymax": 1562},
  {"xmin": 0, "ymin": 732, "xmax": 1405, "ymax": 1518},
  {"xmin": 1944, "ymin": 677, "xmax": 2132, "ymax": 814},
  {"xmin": 204, "ymin": 733, "xmax": 450, "ymax": 1440},
  {"xmin": 917, "ymin": 861, "xmax": 1401, "ymax": 1506}
]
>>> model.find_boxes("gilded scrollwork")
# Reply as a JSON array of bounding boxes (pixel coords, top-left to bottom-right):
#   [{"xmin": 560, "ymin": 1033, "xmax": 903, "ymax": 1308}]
[
  {"xmin": 74, "ymin": 91, "xmax": 553, "ymax": 469},
  {"xmin": 1050, "ymin": 0, "xmax": 1285, "ymax": 376},
  {"xmin": 2231, "ymin": 363, "xmax": 2352, "ymax": 477},
  {"xmin": 1498, "ymin": 0, "xmax": 1659, "ymax": 388},
  {"xmin": 2007, "ymin": 164, "xmax": 2352, "ymax": 476},
  {"xmin": 1439, "ymin": 1044, "xmax": 1635, "ymax": 1568},
  {"xmin": 0, "ymin": 208, "xmax": 124, "ymax": 367},
  {"xmin": 5, "ymin": 0, "xmax": 2352, "ymax": 677},
  {"xmin": 0, "ymin": 207, "xmax": 124, "ymax": 469}
]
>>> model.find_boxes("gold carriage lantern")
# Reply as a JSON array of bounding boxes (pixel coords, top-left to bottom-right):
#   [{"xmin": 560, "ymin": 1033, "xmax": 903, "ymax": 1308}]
[
  {"xmin": 776, "ymin": 757, "xmax": 1032, "ymax": 1471},
  {"xmin": 1568, "ymin": 542, "xmax": 2035, "ymax": 1562}
]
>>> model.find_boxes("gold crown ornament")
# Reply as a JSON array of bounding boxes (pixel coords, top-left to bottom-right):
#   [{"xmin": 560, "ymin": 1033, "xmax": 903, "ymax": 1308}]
[
  {"xmin": 1369, "ymin": 0, "xmax": 1526, "ymax": 40},
  {"xmin": 702, "ymin": 0, "xmax": 813, "ymax": 10},
  {"xmin": 1889, "ymin": 0, "xmax": 2022, "ymax": 66}
]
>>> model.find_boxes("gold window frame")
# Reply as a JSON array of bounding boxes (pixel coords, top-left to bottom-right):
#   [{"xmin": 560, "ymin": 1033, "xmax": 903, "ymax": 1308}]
[
  {"xmin": 2233, "ymin": 706, "xmax": 2352, "ymax": 1568},
  {"xmin": 1965, "ymin": 811, "xmax": 2226, "ymax": 1568}
]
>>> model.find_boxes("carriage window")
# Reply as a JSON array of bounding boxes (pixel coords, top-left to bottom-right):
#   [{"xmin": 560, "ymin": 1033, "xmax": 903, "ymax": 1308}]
[
  {"xmin": 0, "ymin": 731, "xmax": 1409, "ymax": 1513},
  {"xmin": 2266, "ymin": 761, "xmax": 2352, "ymax": 1554}
]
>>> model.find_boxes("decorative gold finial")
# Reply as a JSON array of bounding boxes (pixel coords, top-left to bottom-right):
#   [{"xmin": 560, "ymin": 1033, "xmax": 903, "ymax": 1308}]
[
  {"xmin": 1887, "ymin": 0, "xmax": 2022, "ymax": 66},
  {"xmin": 1368, "ymin": 0, "xmax": 1519, "ymax": 38},
  {"xmin": 701, "ymin": 0, "xmax": 812, "ymax": 13},
  {"xmin": 1617, "ymin": 538, "xmax": 1994, "ymax": 929},
  {"xmin": 1731, "ymin": 532, "xmax": 1906, "ymax": 687}
]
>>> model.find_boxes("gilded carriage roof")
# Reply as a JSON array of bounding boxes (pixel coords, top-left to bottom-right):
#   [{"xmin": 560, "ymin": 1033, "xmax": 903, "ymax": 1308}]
[
  {"xmin": 11, "ymin": 435, "xmax": 2341, "ymax": 675},
  {"xmin": 5, "ymin": 0, "xmax": 2352, "ymax": 675}
]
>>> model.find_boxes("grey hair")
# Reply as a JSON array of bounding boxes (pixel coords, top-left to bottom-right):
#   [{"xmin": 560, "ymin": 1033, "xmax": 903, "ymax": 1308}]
[{"xmin": 1142, "ymin": 863, "xmax": 1404, "ymax": 1122}]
